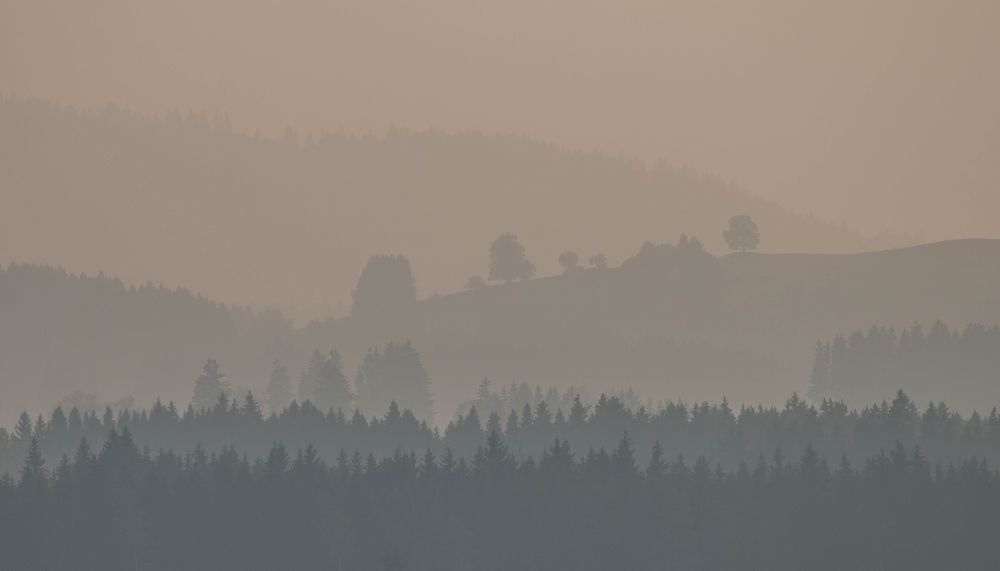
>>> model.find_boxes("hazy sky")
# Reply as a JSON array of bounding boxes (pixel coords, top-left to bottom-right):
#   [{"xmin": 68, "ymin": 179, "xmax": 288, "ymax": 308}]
[{"xmin": 3, "ymin": 0, "xmax": 999, "ymax": 239}]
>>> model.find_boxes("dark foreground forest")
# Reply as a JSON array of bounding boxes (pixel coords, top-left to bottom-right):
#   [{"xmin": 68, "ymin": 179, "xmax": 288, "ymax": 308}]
[
  {"xmin": 2, "ymin": 428, "xmax": 998, "ymax": 570},
  {"xmin": 3, "ymin": 388, "xmax": 1000, "ymax": 569}
]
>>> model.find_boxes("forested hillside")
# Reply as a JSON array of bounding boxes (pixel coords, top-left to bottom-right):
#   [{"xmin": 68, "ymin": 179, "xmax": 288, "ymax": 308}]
[
  {"xmin": 809, "ymin": 321, "xmax": 1000, "ymax": 410},
  {"xmin": 0, "ymin": 264, "xmax": 290, "ymax": 424},
  {"xmin": 306, "ymin": 238, "xmax": 1000, "ymax": 415},
  {"xmin": 0, "ymin": 96, "xmax": 879, "ymax": 321}
]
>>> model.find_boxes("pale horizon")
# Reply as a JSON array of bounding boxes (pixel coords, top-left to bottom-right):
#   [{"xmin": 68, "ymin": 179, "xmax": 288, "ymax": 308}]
[{"xmin": 4, "ymin": 0, "xmax": 999, "ymax": 244}]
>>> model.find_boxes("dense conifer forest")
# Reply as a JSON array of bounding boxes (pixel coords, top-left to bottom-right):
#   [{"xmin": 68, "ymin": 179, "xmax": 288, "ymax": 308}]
[
  {"xmin": 5, "ymin": 379, "xmax": 1000, "ymax": 569},
  {"xmin": 809, "ymin": 321, "xmax": 1000, "ymax": 406},
  {"xmin": 2, "ymin": 410, "xmax": 999, "ymax": 570}
]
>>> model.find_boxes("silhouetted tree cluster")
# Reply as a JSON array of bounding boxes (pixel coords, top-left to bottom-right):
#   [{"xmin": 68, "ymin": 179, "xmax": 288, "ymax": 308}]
[
  {"xmin": 616, "ymin": 234, "xmax": 725, "ymax": 318},
  {"xmin": 588, "ymin": 252, "xmax": 608, "ymax": 270},
  {"xmin": 297, "ymin": 350, "xmax": 354, "ymax": 414},
  {"xmin": 560, "ymin": 250, "xmax": 611, "ymax": 273},
  {"xmin": 809, "ymin": 321, "xmax": 1000, "ymax": 407},
  {"xmin": 1, "ymin": 427, "xmax": 998, "ymax": 570},
  {"xmin": 454, "ymin": 378, "xmax": 641, "ymax": 431},
  {"xmin": 356, "ymin": 341, "xmax": 434, "ymax": 422},
  {"xmin": 624, "ymin": 233, "xmax": 709, "ymax": 269},
  {"xmin": 351, "ymin": 254, "xmax": 417, "ymax": 320}
]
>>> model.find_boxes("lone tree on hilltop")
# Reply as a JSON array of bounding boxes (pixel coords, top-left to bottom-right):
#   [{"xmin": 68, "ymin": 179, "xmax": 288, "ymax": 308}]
[
  {"xmin": 351, "ymin": 254, "xmax": 417, "ymax": 320},
  {"xmin": 558, "ymin": 251, "xmax": 580, "ymax": 274},
  {"xmin": 723, "ymin": 215, "xmax": 760, "ymax": 253},
  {"xmin": 488, "ymin": 233, "xmax": 535, "ymax": 282}
]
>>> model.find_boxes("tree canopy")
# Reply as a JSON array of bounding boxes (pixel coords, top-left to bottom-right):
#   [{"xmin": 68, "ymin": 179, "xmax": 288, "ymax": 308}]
[
  {"xmin": 723, "ymin": 214, "xmax": 760, "ymax": 252},
  {"xmin": 488, "ymin": 233, "xmax": 535, "ymax": 282},
  {"xmin": 351, "ymin": 254, "xmax": 417, "ymax": 320}
]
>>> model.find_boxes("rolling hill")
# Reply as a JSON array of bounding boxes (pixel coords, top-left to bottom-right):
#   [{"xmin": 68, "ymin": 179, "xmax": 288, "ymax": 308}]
[
  {"xmin": 0, "ymin": 96, "xmax": 893, "ymax": 323},
  {"xmin": 4, "ymin": 239, "xmax": 995, "ymax": 425},
  {"xmin": 300, "ymin": 238, "xmax": 1000, "ymax": 416}
]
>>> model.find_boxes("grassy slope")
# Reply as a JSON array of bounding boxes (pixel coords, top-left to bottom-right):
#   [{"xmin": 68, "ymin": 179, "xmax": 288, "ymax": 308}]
[{"xmin": 300, "ymin": 239, "xmax": 1000, "ymax": 417}]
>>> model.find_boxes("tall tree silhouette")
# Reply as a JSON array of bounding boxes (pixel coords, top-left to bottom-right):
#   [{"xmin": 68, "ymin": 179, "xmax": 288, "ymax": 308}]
[
  {"xmin": 14, "ymin": 412, "xmax": 33, "ymax": 442},
  {"xmin": 19, "ymin": 438, "xmax": 46, "ymax": 491},
  {"xmin": 301, "ymin": 350, "xmax": 352, "ymax": 412},
  {"xmin": 191, "ymin": 359, "xmax": 229, "ymax": 411},
  {"xmin": 488, "ymin": 233, "xmax": 535, "ymax": 282},
  {"xmin": 723, "ymin": 214, "xmax": 760, "ymax": 252},
  {"xmin": 266, "ymin": 359, "xmax": 293, "ymax": 414}
]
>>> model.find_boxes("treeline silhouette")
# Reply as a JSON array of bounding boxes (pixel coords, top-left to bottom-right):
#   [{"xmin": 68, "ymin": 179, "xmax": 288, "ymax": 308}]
[
  {"xmin": 2, "ymin": 427, "xmax": 998, "ymax": 570},
  {"xmin": 809, "ymin": 321, "xmax": 1000, "ymax": 407},
  {"xmin": 454, "ymin": 378, "xmax": 645, "ymax": 425},
  {"xmin": 5, "ymin": 385, "xmax": 1000, "ymax": 477}
]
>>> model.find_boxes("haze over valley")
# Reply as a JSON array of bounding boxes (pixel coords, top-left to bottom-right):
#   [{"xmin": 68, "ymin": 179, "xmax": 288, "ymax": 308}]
[{"xmin": 3, "ymin": 2, "xmax": 1000, "ymax": 568}]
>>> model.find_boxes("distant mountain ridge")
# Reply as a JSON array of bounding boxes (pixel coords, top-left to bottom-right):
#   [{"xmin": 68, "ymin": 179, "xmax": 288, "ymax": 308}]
[{"xmin": 0, "ymin": 96, "xmax": 901, "ymax": 323}]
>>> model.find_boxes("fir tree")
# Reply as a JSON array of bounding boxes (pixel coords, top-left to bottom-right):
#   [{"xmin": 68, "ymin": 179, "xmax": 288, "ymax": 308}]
[
  {"xmin": 19, "ymin": 438, "xmax": 46, "ymax": 492},
  {"xmin": 192, "ymin": 358, "xmax": 229, "ymax": 411},
  {"xmin": 646, "ymin": 440, "xmax": 667, "ymax": 480},
  {"xmin": 266, "ymin": 359, "xmax": 293, "ymax": 414},
  {"xmin": 312, "ymin": 350, "xmax": 353, "ymax": 412},
  {"xmin": 14, "ymin": 411, "xmax": 33, "ymax": 441}
]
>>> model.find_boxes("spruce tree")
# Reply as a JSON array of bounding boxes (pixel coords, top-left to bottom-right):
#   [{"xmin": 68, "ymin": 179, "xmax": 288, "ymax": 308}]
[
  {"xmin": 354, "ymin": 347, "xmax": 382, "ymax": 415},
  {"xmin": 14, "ymin": 411, "xmax": 33, "ymax": 441},
  {"xmin": 311, "ymin": 350, "xmax": 353, "ymax": 413},
  {"xmin": 242, "ymin": 391, "xmax": 262, "ymax": 420},
  {"xmin": 298, "ymin": 349, "xmax": 327, "ymax": 404},
  {"xmin": 266, "ymin": 359, "xmax": 293, "ymax": 414},
  {"xmin": 612, "ymin": 431, "xmax": 638, "ymax": 477},
  {"xmin": 569, "ymin": 395, "xmax": 589, "ymax": 428},
  {"xmin": 389, "ymin": 341, "xmax": 434, "ymax": 423},
  {"xmin": 192, "ymin": 358, "xmax": 229, "ymax": 411},
  {"xmin": 19, "ymin": 437, "xmax": 46, "ymax": 492},
  {"xmin": 646, "ymin": 440, "xmax": 667, "ymax": 480}
]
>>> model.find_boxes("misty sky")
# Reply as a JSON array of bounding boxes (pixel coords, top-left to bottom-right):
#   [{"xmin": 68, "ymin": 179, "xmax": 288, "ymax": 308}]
[{"xmin": 3, "ymin": 0, "xmax": 999, "ymax": 240}]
